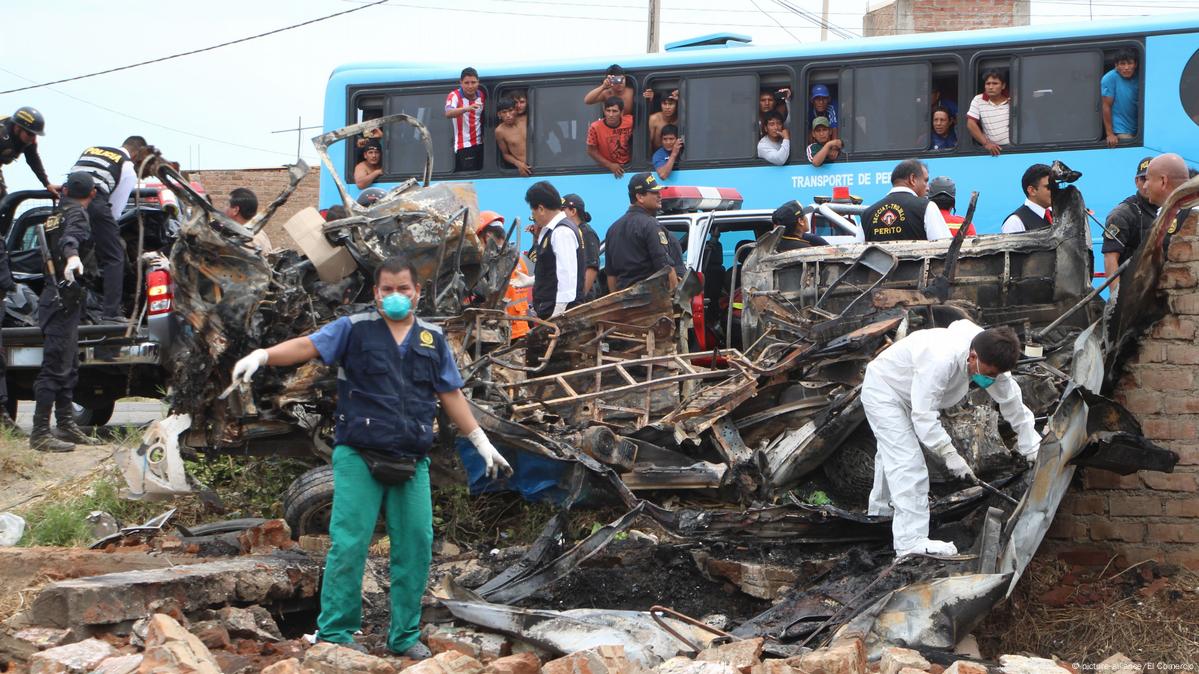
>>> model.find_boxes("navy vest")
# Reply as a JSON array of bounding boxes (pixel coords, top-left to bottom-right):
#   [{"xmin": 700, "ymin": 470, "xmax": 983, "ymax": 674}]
[
  {"xmin": 1006, "ymin": 204, "xmax": 1051, "ymax": 232},
  {"xmin": 864, "ymin": 190, "xmax": 929, "ymax": 242},
  {"xmin": 333, "ymin": 312, "xmax": 446, "ymax": 458},
  {"xmin": 532, "ymin": 218, "xmax": 584, "ymax": 317}
]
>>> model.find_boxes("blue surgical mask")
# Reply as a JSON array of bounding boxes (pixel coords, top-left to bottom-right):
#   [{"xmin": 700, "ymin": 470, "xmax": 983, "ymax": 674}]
[
  {"xmin": 380, "ymin": 293, "xmax": 412, "ymax": 320},
  {"xmin": 971, "ymin": 373, "xmax": 996, "ymax": 389}
]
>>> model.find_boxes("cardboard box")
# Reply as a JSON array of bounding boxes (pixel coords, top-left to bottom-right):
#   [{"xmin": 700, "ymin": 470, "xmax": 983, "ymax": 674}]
[{"xmin": 283, "ymin": 207, "xmax": 357, "ymax": 284}]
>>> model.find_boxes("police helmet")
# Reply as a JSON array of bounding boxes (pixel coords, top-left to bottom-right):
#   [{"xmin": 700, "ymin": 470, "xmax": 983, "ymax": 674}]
[{"xmin": 12, "ymin": 106, "xmax": 45, "ymax": 136}]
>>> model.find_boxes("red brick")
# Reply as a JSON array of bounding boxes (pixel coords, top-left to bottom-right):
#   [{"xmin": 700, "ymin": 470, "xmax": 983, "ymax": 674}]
[
  {"xmin": 1142, "ymin": 417, "xmax": 1197, "ymax": 440},
  {"xmin": 1089, "ymin": 520, "xmax": 1145, "ymax": 542},
  {"xmin": 1107, "ymin": 495, "xmax": 1161, "ymax": 517},
  {"xmin": 1160, "ymin": 263, "xmax": 1197, "ymax": 289},
  {"xmin": 1150, "ymin": 316, "xmax": 1197, "ymax": 340},
  {"xmin": 1162, "ymin": 397, "xmax": 1199, "ymax": 414},
  {"xmin": 1063, "ymin": 493, "xmax": 1106, "ymax": 515},
  {"xmin": 1140, "ymin": 471, "xmax": 1199, "ymax": 492},
  {"xmin": 1137, "ymin": 366, "xmax": 1194, "ymax": 391},
  {"xmin": 1118, "ymin": 389, "xmax": 1162, "ymax": 415},
  {"xmin": 1129, "ymin": 342, "xmax": 1168, "ymax": 364},
  {"xmin": 1164, "ymin": 499, "xmax": 1199, "ymax": 518},
  {"xmin": 1046, "ymin": 518, "xmax": 1087, "ymax": 540},
  {"xmin": 541, "ymin": 650, "xmax": 607, "ymax": 674},
  {"xmin": 1111, "ymin": 546, "xmax": 1164, "ymax": 565},
  {"xmin": 1164, "ymin": 549, "xmax": 1199, "ymax": 570},
  {"xmin": 1054, "ymin": 544, "xmax": 1118, "ymax": 567},
  {"xmin": 1167, "ymin": 239, "xmax": 1196, "ymax": 262},
  {"xmin": 1148, "ymin": 523, "xmax": 1199, "ymax": 544},
  {"xmin": 1082, "ymin": 469, "xmax": 1143, "ymax": 490},
  {"xmin": 697, "ymin": 638, "xmax": 764, "ymax": 674},
  {"xmin": 1166, "ymin": 343, "xmax": 1199, "ymax": 365},
  {"xmin": 486, "ymin": 654, "xmax": 541, "ymax": 674},
  {"xmin": 1168, "ymin": 293, "xmax": 1199, "ymax": 315}
]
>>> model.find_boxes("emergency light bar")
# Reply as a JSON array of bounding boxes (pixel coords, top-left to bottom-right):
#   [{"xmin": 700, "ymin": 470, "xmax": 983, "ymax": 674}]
[{"xmin": 659, "ymin": 186, "xmax": 744, "ymax": 214}]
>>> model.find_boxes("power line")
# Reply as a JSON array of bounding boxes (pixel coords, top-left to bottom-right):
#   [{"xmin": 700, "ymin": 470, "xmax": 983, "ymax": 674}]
[
  {"xmin": 772, "ymin": 0, "xmax": 858, "ymax": 38},
  {"xmin": 748, "ymin": 0, "xmax": 805, "ymax": 42},
  {"xmin": 0, "ymin": 0, "xmax": 389, "ymax": 95},
  {"xmin": 0, "ymin": 65, "xmax": 303, "ymax": 160}
]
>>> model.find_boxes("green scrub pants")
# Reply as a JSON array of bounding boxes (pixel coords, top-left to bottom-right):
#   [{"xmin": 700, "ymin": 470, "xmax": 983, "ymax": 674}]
[{"xmin": 316, "ymin": 445, "xmax": 432, "ymax": 653}]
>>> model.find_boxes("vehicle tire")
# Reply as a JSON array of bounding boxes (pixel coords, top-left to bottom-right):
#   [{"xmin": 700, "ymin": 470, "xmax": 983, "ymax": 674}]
[
  {"xmin": 283, "ymin": 465, "xmax": 335, "ymax": 539},
  {"xmin": 175, "ymin": 518, "xmax": 268, "ymax": 537},
  {"xmin": 821, "ymin": 427, "xmax": 877, "ymax": 508},
  {"xmin": 74, "ymin": 401, "xmax": 115, "ymax": 428}
]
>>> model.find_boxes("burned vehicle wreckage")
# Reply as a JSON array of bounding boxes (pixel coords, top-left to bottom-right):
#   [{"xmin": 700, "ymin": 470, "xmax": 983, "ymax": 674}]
[{"xmin": 120, "ymin": 114, "xmax": 1184, "ymax": 658}]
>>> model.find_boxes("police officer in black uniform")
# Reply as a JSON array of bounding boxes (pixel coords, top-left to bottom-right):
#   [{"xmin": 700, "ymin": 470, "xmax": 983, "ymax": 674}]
[
  {"xmin": 31, "ymin": 172, "xmax": 103, "ymax": 452},
  {"xmin": 69, "ymin": 136, "xmax": 153, "ymax": 323},
  {"xmin": 1102, "ymin": 156, "xmax": 1158, "ymax": 292},
  {"xmin": 863, "ymin": 159, "xmax": 952, "ymax": 243},
  {"xmin": 562, "ymin": 194, "xmax": 601, "ymax": 298},
  {"xmin": 770, "ymin": 201, "xmax": 831, "ymax": 251},
  {"xmin": 604, "ymin": 173, "xmax": 679, "ymax": 292},
  {"xmin": 0, "ymin": 107, "xmax": 59, "ymax": 200}
]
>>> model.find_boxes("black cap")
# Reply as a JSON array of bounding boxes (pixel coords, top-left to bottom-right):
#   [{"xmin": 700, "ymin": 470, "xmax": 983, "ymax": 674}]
[
  {"xmin": 362, "ymin": 139, "xmax": 382, "ymax": 152},
  {"xmin": 628, "ymin": 172, "xmax": 664, "ymax": 196},
  {"xmin": 562, "ymin": 193, "xmax": 591, "ymax": 223},
  {"xmin": 1136, "ymin": 156, "xmax": 1153, "ymax": 178},
  {"xmin": 64, "ymin": 171, "xmax": 94, "ymax": 199},
  {"xmin": 771, "ymin": 200, "xmax": 802, "ymax": 227}
]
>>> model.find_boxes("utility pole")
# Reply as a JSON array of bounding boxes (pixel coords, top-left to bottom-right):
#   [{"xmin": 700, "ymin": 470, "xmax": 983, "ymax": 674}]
[
  {"xmin": 271, "ymin": 116, "xmax": 322, "ymax": 161},
  {"xmin": 820, "ymin": 0, "xmax": 830, "ymax": 41},
  {"xmin": 647, "ymin": 0, "xmax": 660, "ymax": 53}
]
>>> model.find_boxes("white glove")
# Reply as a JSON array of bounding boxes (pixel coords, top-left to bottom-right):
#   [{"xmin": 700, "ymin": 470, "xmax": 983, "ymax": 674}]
[
  {"xmin": 932, "ymin": 442, "xmax": 975, "ymax": 481},
  {"xmin": 232, "ymin": 349, "xmax": 269, "ymax": 384},
  {"xmin": 551, "ymin": 302, "xmax": 567, "ymax": 317},
  {"xmin": 510, "ymin": 271, "xmax": 534, "ymax": 289},
  {"xmin": 63, "ymin": 255, "xmax": 84, "ymax": 283},
  {"xmin": 467, "ymin": 427, "xmax": 512, "ymax": 479}
]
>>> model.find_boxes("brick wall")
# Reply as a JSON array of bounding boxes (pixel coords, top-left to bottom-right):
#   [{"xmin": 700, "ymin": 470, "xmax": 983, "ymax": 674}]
[
  {"xmin": 186, "ymin": 166, "xmax": 322, "ymax": 252},
  {"xmin": 1045, "ymin": 207, "xmax": 1199, "ymax": 570},
  {"xmin": 863, "ymin": 0, "xmax": 1030, "ymax": 36}
]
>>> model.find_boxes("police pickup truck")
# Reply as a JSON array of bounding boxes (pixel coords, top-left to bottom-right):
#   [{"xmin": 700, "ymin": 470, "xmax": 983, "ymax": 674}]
[{"xmin": 0, "ymin": 187, "xmax": 181, "ymax": 425}]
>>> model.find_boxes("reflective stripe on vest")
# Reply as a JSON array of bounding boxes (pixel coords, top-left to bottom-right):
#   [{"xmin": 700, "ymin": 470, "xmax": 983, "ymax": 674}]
[{"xmin": 70, "ymin": 146, "xmax": 125, "ymax": 194}]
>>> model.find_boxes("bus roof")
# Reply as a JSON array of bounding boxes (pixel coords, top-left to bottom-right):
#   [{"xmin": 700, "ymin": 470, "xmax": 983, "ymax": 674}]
[{"xmin": 328, "ymin": 12, "xmax": 1198, "ymax": 83}]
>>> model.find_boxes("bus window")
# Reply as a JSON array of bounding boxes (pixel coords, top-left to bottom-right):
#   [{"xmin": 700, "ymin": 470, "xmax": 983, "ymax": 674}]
[
  {"xmin": 383, "ymin": 92, "xmax": 455, "ymax": 179},
  {"xmin": 805, "ymin": 70, "xmax": 840, "ymax": 140},
  {"xmin": 1014, "ymin": 51, "xmax": 1103, "ymax": 145},
  {"xmin": 839, "ymin": 63, "xmax": 930, "ymax": 154},
  {"xmin": 531, "ymin": 83, "xmax": 595, "ymax": 170},
  {"xmin": 352, "ymin": 96, "xmax": 385, "ymax": 173},
  {"xmin": 930, "ymin": 62, "xmax": 960, "ymax": 151},
  {"xmin": 1184, "ymin": 48, "xmax": 1199, "ymax": 127},
  {"xmin": 685, "ymin": 74, "xmax": 758, "ymax": 162},
  {"xmin": 645, "ymin": 78, "xmax": 681, "ymax": 153}
]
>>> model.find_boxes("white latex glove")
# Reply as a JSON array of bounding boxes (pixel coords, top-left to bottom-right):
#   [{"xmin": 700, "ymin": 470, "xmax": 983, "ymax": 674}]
[
  {"xmin": 510, "ymin": 271, "xmax": 534, "ymax": 289},
  {"xmin": 63, "ymin": 255, "xmax": 84, "ymax": 283},
  {"xmin": 141, "ymin": 251, "xmax": 170, "ymax": 271},
  {"xmin": 232, "ymin": 349, "xmax": 269, "ymax": 384},
  {"xmin": 550, "ymin": 302, "xmax": 567, "ymax": 317},
  {"xmin": 932, "ymin": 442, "xmax": 975, "ymax": 481},
  {"xmin": 467, "ymin": 427, "xmax": 512, "ymax": 479}
]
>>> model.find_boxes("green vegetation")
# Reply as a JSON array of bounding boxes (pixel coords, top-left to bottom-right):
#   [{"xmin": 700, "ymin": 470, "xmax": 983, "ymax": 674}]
[
  {"xmin": 432, "ymin": 483, "xmax": 557, "ymax": 548},
  {"xmin": 184, "ymin": 454, "xmax": 313, "ymax": 520},
  {"xmin": 19, "ymin": 471, "xmax": 169, "ymax": 547}
]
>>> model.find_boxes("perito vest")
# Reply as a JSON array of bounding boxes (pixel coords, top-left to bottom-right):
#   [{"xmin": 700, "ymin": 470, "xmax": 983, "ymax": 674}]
[
  {"xmin": 864, "ymin": 190, "xmax": 929, "ymax": 242},
  {"xmin": 333, "ymin": 312, "xmax": 447, "ymax": 458}
]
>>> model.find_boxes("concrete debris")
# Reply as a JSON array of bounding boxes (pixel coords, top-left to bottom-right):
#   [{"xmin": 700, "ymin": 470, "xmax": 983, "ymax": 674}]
[
  {"xmin": 402, "ymin": 649, "xmax": 483, "ymax": 674},
  {"xmin": 214, "ymin": 605, "xmax": 284, "ymax": 642},
  {"xmin": 92, "ymin": 653, "xmax": 144, "ymax": 674},
  {"xmin": 261, "ymin": 658, "xmax": 305, "ymax": 674},
  {"xmin": 0, "ymin": 626, "xmax": 71, "ymax": 659},
  {"xmin": 998, "ymin": 655, "xmax": 1073, "ymax": 674},
  {"xmin": 943, "ymin": 662, "xmax": 988, "ymax": 674},
  {"xmin": 28, "ymin": 637, "xmax": 115, "ymax": 674},
  {"xmin": 656, "ymin": 656, "xmax": 741, "ymax": 674},
  {"xmin": 483, "ymin": 652, "xmax": 541, "ymax": 674},
  {"xmin": 542, "ymin": 649, "xmax": 620, "ymax": 674},
  {"xmin": 784, "ymin": 639, "xmax": 865, "ymax": 674},
  {"xmin": 140, "ymin": 613, "xmax": 221, "ymax": 674},
  {"xmin": 425, "ymin": 623, "xmax": 511, "ymax": 662},
  {"xmin": 301, "ymin": 642, "xmax": 398, "ymax": 674},
  {"xmin": 29, "ymin": 553, "xmax": 319, "ymax": 628},
  {"xmin": 187, "ymin": 621, "xmax": 232, "ymax": 651},
  {"xmin": 696, "ymin": 638, "xmax": 764, "ymax": 674},
  {"xmin": 879, "ymin": 648, "xmax": 931, "ymax": 674},
  {"xmin": 1096, "ymin": 654, "xmax": 1142, "ymax": 674}
]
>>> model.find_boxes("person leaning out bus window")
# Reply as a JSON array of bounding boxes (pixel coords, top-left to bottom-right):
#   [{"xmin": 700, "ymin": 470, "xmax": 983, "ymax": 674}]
[
  {"xmin": 1101, "ymin": 48, "xmax": 1139, "ymax": 148},
  {"xmin": 444, "ymin": 67, "xmax": 486, "ymax": 172},
  {"xmin": 644, "ymin": 89, "xmax": 679, "ymax": 151},
  {"xmin": 586, "ymin": 96, "xmax": 633, "ymax": 178},
  {"xmin": 806, "ymin": 117, "xmax": 842, "ymax": 167},
  {"xmin": 757, "ymin": 113, "xmax": 790, "ymax": 166},
  {"xmin": 966, "ymin": 70, "xmax": 1010, "ymax": 157},
  {"xmin": 495, "ymin": 98, "xmax": 531, "ymax": 177},
  {"xmin": 354, "ymin": 140, "xmax": 383, "ymax": 189},
  {"xmin": 652, "ymin": 124, "xmax": 683, "ymax": 181},
  {"xmin": 584, "ymin": 65, "xmax": 635, "ymax": 114}
]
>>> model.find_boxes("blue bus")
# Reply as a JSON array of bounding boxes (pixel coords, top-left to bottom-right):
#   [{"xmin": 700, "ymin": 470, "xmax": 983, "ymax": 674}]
[{"xmin": 321, "ymin": 14, "xmax": 1199, "ymax": 253}]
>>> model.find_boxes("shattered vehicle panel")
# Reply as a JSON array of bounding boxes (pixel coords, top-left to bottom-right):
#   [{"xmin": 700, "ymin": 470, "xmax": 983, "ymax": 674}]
[{"xmin": 135, "ymin": 125, "xmax": 1183, "ymax": 659}]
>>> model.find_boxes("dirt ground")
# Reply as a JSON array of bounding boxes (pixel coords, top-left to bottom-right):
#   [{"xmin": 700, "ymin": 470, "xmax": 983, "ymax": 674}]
[{"xmin": 0, "ymin": 440, "xmax": 114, "ymax": 513}]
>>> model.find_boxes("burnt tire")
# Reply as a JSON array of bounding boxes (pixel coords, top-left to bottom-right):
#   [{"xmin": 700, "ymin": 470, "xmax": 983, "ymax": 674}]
[
  {"xmin": 74, "ymin": 401, "xmax": 115, "ymax": 428},
  {"xmin": 283, "ymin": 465, "xmax": 335, "ymax": 539},
  {"xmin": 821, "ymin": 427, "xmax": 877, "ymax": 508}
]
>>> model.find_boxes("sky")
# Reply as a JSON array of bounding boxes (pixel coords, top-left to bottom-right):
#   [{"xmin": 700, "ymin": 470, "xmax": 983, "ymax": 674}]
[{"xmin": 2, "ymin": 0, "xmax": 1198, "ymax": 193}]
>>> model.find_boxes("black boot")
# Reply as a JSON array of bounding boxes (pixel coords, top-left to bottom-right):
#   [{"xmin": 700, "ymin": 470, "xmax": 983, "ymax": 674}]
[
  {"xmin": 0, "ymin": 404, "xmax": 26, "ymax": 438},
  {"xmin": 54, "ymin": 403, "xmax": 100, "ymax": 446},
  {"xmin": 30, "ymin": 400, "xmax": 74, "ymax": 453}
]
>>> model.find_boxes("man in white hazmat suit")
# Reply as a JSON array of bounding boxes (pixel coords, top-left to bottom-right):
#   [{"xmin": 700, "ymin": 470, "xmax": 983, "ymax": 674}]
[{"xmin": 863, "ymin": 320, "xmax": 1040, "ymax": 556}]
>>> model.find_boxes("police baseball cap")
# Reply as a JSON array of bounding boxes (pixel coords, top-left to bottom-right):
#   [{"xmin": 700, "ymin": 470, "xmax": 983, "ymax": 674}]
[
  {"xmin": 771, "ymin": 200, "xmax": 803, "ymax": 226},
  {"xmin": 1135, "ymin": 156, "xmax": 1153, "ymax": 178},
  {"xmin": 810, "ymin": 84, "xmax": 830, "ymax": 99},
  {"xmin": 811, "ymin": 116, "xmax": 831, "ymax": 129},
  {"xmin": 628, "ymin": 172, "xmax": 664, "ymax": 195},
  {"xmin": 562, "ymin": 194, "xmax": 592, "ymax": 223},
  {"xmin": 64, "ymin": 171, "xmax": 94, "ymax": 199},
  {"xmin": 929, "ymin": 176, "xmax": 956, "ymax": 200}
]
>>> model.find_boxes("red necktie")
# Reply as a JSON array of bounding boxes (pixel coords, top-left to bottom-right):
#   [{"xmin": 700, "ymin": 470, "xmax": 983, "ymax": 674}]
[{"xmin": 1045, "ymin": 208, "xmax": 1053, "ymax": 224}]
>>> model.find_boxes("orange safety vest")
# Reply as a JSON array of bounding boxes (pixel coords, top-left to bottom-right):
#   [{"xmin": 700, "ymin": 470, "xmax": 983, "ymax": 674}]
[
  {"xmin": 941, "ymin": 209, "xmax": 975, "ymax": 236},
  {"xmin": 506, "ymin": 256, "xmax": 532, "ymax": 339}
]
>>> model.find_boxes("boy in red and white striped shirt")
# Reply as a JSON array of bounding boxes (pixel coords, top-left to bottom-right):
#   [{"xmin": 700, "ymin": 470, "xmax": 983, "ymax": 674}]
[{"xmin": 445, "ymin": 67, "xmax": 485, "ymax": 172}]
